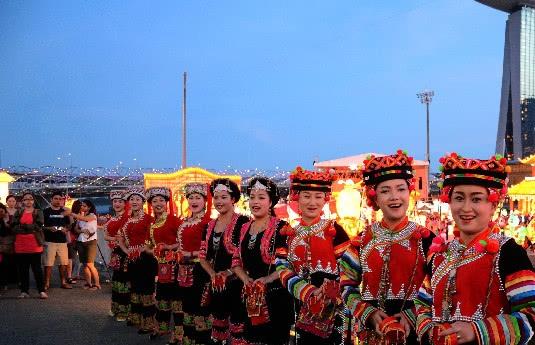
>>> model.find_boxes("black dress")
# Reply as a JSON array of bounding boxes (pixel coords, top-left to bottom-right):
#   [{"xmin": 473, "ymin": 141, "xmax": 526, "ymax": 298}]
[
  {"xmin": 235, "ymin": 218, "xmax": 294, "ymax": 345},
  {"xmin": 199, "ymin": 213, "xmax": 249, "ymax": 343}
]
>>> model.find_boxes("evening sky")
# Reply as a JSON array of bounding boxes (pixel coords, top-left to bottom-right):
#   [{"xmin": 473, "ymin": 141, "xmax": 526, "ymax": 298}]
[{"xmin": 0, "ymin": 1, "xmax": 508, "ymax": 171}]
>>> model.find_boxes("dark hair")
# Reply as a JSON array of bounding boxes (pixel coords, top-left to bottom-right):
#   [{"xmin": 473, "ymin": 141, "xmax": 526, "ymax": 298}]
[
  {"xmin": 6, "ymin": 195, "xmax": 16, "ymax": 202},
  {"xmin": 50, "ymin": 190, "xmax": 64, "ymax": 199},
  {"xmin": 0, "ymin": 203, "xmax": 6, "ymax": 212},
  {"xmin": 210, "ymin": 178, "xmax": 241, "ymax": 203},
  {"xmin": 71, "ymin": 200, "xmax": 82, "ymax": 214},
  {"xmin": 21, "ymin": 191, "xmax": 34, "ymax": 199},
  {"xmin": 246, "ymin": 176, "xmax": 280, "ymax": 208},
  {"xmin": 81, "ymin": 199, "xmax": 97, "ymax": 215}
]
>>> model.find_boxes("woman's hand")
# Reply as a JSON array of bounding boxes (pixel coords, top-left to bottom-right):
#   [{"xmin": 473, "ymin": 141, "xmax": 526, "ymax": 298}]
[
  {"xmin": 392, "ymin": 312, "xmax": 411, "ymax": 338},
  {"xmin": 369, "ymin": 309, "xmax": 389, "ymax": 335},
  {"xmin": 253, "ymin": 276, "xmax": 269, "ymax": 285},
  {"xmin": 438, "ymin": 321, "xmax": 476, "ymax": 344}
]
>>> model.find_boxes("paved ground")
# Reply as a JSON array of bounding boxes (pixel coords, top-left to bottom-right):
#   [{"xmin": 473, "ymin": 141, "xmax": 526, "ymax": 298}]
[{"xmin": 0, "ymin": 269, "xmax": 167, "ymax": 345}]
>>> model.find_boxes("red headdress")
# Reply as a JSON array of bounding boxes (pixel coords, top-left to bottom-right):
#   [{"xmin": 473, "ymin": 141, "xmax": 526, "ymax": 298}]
[
  {"xmin": 438, "ymin": 153, "xmax": 510, "ymax": 203},
  {"xmin": 289, "ymin": 166, "xmax": 333, "ymax": 201},
  {"xmin": 359, "ymin": 150, "xmax": 415, "ymax": 210}
]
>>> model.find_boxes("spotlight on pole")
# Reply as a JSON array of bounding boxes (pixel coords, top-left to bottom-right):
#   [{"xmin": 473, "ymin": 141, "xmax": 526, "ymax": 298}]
[{"xmin": 417, "ymin": 89, "xmax": 434, "ymax": 200}]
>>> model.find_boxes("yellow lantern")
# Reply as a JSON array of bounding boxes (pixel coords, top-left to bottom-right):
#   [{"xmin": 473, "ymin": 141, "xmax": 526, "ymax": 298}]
[{"xmin": 0, "ymin": 171, "xmax": 14, "ymax": 204}]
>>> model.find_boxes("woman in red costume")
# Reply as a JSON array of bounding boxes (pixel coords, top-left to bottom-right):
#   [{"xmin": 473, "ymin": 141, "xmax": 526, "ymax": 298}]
[
  {"xmin": 117, "ymin": 187, "xmax": 157, "ymax": 334},
  {"xmin": 274, "ymin": 167, "xmax": 354, "ymax": 345},
  {"xmin": 199, "ymin": 178, "xmax": 249, "ymax": 344},
  {"xmin": 232, "ymin": 176, "xmax": 294, "ymax": 345},
  {"xmin": 102, "ymin": 190, "xmax": 129, "ymax": 321},
  {"xmin": 415, "ymin": 153, "xmax": 535, "ymax": 345},
  {"xmin": 144, "ymin": 187, "xmax": 181, "ymax": 344},
  {"xmin": 341, "ymin": 150, "xmax": 434, "ymax": 345},
  {"xmin": 176, "ymin": 182, "xmax": 212, "ymax": 345}
]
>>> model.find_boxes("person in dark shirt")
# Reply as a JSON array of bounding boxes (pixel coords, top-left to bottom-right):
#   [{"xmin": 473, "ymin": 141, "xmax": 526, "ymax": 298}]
[
  {"xmin": 0, "ymin": 202, "xmax": 15, "ymax": 290},
  {"xmin": 42, "ymin": 191, "xmax": 71, "ymax": 290}
]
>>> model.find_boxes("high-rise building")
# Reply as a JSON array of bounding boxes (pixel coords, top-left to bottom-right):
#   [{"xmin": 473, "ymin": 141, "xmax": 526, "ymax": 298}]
[{"xmin": 476, "ymin": 1, "xmax": 535, "ymax": 159}]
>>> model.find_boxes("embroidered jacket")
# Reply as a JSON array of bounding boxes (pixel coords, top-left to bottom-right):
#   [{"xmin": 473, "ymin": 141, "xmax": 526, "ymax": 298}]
[
  {"xmin": 275, "ymin": 218, "xmax": 354, "ymax": 302},
  {"xmin": 149, "ymin": 213, "xmax": 181, "ymax": 246},
  {"xmin": 103, "ymin": 213, "xmax": 128, "ymax": 249},
  {"xmin": 178, "ymin": 211, "xmax": 211, "ymax": 253},
  {"xmin": 340, "ymin": 217, "xmax": 434, "ymax": 331},
  {"xmin": 415, "ymin": 227, "xmax": 535, "ymax": 344},
  {"xmin": 119, "ymin": 213, "xmax": 152, "ymax": 255}
]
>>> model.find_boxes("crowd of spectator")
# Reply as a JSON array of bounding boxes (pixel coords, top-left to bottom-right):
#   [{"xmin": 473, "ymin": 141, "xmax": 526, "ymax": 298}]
[{"xmin": 0, "ymin": 191, "xmax": 100, "ymax": 298}]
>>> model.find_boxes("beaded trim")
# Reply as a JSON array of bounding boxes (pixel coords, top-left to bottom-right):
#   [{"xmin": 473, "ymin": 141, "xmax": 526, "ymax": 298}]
[
  {"xmin": 361, "ymin": 222, "xmax": 424, "ymax": 304},
  {"xmin": 120, "ymin": 213, "xmax": 149, "ymax": 248},
  {"xmin": 103, "ymin": 215, "xmax": 123, "ymax": 238},
  {"xmin": 204, "ymin": 213, "xmax": 240, "ymax": 258},
  {"xmin": 366, "ymin": 169, "xmax": 412, "ymax": 181},
  {"xmin": 287, "ymin": 219, "xmax": 338, "ymax": 277},
  {"xmin": 176, "ymin": 211, "xmax": 205, "ymax": 252},
  {"xmin": 149, "ymin": 213, "xmax": 168, "ymax": 246},
  {"xmin": 444, "ymin": 173, "xmax": 504, "ymax": 184},
  {"xmin": 360, "ymin": 221, "xmax": 417, "ymax": 274},
  {"xmin": 222, "ymin": 213, "xmax": 240, "ymax": 255},
  {"xmin": 239, "ymin": 217, "xmax": 280, "ymax": 265},
  {"xmin": 430, "ymin": 232, "xmax": 511, "ymax": 322}
]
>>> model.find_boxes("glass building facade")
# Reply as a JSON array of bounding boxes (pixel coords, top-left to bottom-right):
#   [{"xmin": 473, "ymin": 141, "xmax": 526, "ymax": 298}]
[
  {"xmin": 520, "ymin": 7, "xmax": 535, "ymax": 157},
  {"xmin": 496, "ymin": 5, "xmax": 535, "ymax": 160}
]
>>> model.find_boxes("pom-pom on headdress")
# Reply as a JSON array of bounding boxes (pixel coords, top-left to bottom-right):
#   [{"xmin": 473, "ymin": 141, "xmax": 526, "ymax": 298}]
[
  {"xmin": 146, "ymin": 187, "xmax": 171, "ymax": 202},
  {"xmin": 183, "ymin": 183, "xmax": 209, "ymax": 198},
  {"xmin": 124, "ymin": 187, "xmax": 146, "ymax": 202},
  {"xmin": 360, "ymin": 150, "xmax": 415, "ymax": 209},
  {"xmin": 289, "ymin": 167, "xmax": 333, "ymax": 201},
  {"xmin": 438, "ymin": 153, "xmax": 510, "ymax": 203},
  {"xmin": 109, "ymin": 190, "xmax": 125, "ymax": 201},
  {"xmin": 246, "ymin": 176, "xmax": 280, "ymax": 208}
]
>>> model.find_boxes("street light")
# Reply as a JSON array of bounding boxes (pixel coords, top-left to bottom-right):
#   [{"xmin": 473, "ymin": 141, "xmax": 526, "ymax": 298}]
[{"xmin": 417, "ymin": 90, "xmax": 434, "ymax": 199}]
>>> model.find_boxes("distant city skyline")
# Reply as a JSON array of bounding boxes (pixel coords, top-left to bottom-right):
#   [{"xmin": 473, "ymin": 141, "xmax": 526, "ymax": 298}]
[
  {"xmin": 477, "ymin": 0, "xmax": 535, "ymax": 159},
  {"xmin": 0, "ymin": 1, "xmax": 512, "ymax": 171}
]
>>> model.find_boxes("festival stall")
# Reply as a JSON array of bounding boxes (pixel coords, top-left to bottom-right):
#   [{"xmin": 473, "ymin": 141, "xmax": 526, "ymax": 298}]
[{"xmin": 143, "ymin": 167, "xmax": 241, "ymax": 217}]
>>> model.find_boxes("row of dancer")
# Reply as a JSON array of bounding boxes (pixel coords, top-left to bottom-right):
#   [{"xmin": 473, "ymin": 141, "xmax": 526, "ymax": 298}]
[{"xmin": 100, "ymin": 149, "xmax": 535, "ymax": 345}]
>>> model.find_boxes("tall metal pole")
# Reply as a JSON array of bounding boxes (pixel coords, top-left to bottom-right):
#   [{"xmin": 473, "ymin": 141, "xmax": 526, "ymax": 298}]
[
  {"xmin": 182, "ymin": 72, "xmax": 187, "ymax": 169},
  {"xmin": 417, "ymin": 90, "xmax": 434, "ymax": 200},
  {"xmin": 426, "ymin": 102, "xmax": 430, "ymax": 164}
]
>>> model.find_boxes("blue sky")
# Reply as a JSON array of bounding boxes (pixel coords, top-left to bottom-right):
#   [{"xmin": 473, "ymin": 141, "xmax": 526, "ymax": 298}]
[{"xmin": 0, "ymin": 1, "xmax": 507, "ymax": 171}]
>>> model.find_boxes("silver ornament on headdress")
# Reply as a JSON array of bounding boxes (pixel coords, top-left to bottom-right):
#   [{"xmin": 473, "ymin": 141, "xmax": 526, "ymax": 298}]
[
  {"xmin": 184, "ymin": 183, "xmax": 208, "ymax": 197},
  {"xmin": 251, "ymin": 180, "xmax": 270, "ymax": 191},
  {"xmin": 145, "ymin": 187, "xmax": 170, "ymax": 201},
  {"xmin": 214, "ymin": 184, "xmax": 231, "ymax": 194},
  {"xmin": 124, "ymin": 187, "xmax": 146, "ymax": 201},
  {"xmin": 109, "ymin": 190, "xmax": 124, "ymax": 200}
]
